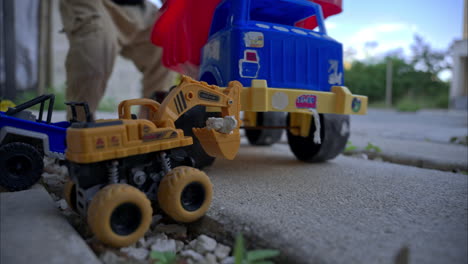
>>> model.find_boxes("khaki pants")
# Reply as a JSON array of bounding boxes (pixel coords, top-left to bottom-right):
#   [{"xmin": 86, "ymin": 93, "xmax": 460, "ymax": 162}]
[{"xmin": 59, "ymin": 0, "xmax": 176, "ymax": 119}]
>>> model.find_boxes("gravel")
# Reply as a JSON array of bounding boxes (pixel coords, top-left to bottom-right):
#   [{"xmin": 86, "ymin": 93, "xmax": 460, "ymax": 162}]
[{"xmin": 41, "ymin": 157, "xmax": 234, "ymax": 264}]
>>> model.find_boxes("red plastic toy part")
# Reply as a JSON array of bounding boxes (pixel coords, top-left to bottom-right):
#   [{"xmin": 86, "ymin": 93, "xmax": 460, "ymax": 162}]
[
  {"xmin": 151, "ymin": 0, "xmax": 342, "ymax": 75},
  {"xmin": 296, "ymin": 0, "xmax": 342, "ymax": 29},
  {"xmin": 151, "ymin": 0, "xmax": 222, "ymax": 76}
]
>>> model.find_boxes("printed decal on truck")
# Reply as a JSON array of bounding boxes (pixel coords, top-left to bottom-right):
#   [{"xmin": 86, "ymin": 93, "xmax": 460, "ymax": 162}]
[
  {"xmin": 142, "ymin": 130, "xmax": 177, "ymax": 142},
  {"xmin": 174, "ymin": 91, "xmax": 187, "ymax": 114},
  {"xmin": 328, "ymin": 60, "xmax": 343, "ymax": 85},
  {"xmin": 272, "ymin": 92, "xmax": 289, "ymax": 110},
  {"xmin": 352, "ymin": 98, "xmax": 362, "ymax": 112},
  {"xmin": 244, "ymin": 32, "xmax": 264, "ymax": 48},
  {"xmin": 95, "ymin": 137, "xmax": 105, "ymax": 149},
  {"xmin": 239, "ymin": 50, "xmax": 260, "ymax": 78},
  {"xmin": 110, "ymin": 135, "xmax": 120, "ymax": 147},
  {"xmin": 296, "ymin": 95, "xmax": 317, "ymax": 109},
  {"xmin": 198, "ymin": 91, "xmax": 220, "ymax": 102}
]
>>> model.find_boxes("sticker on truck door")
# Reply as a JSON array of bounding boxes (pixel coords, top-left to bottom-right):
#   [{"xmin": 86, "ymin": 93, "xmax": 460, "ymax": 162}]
[
  {"xmin": 244, "ymin": 32, "xmax": 264, "ymax": 48},
  {"xmin": 239, "ymin": 50, "xmax": 260, "ymax": 78},
  {"xmin": 328, "ymin": 60, "xmax": 343, "ymax": 85}
]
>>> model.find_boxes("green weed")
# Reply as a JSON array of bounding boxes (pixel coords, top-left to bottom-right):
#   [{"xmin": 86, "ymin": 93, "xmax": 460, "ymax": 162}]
[
  {"xmin": 234, "ymin": 233, "xmax": 279, "ymax": 264},
  {"xmin": 450, "ymin": 136, "xmax": 468, "ymax": 145},
  {"xmin": 365, "ymin": 142, "xmax": 381, "ymax": 153},
  {"xmin": 345, "ymin": 141, "xmax": 358, "ymax": 152},
  {"xmin": 150, "ymin": 251, "xmax": 177, "ymax": 264}
]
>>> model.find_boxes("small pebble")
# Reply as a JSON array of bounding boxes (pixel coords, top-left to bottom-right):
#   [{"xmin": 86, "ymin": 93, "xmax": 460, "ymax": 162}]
[
  {"xmin": 221, "ymin": 256, "xmax": 235, "ymax": 264},
  {"xmin": 205, "ymin": 253, "xmax": 218, "ymax": 264},
  {"xmin": 195, "ymin": 235, "xmax": 217, "ymax": 253},
  {"xmin": 150, "ymin": 238, "xmax": 176, "ymax": 253},
  {"xmin": 181, "ymin": 249, "xmax": 204, "ymax": 262},
  {"xmin": 56, "ymin": 199, "xmax": 68, "ymax": 210},
  {"xmin": 214, "ymin": 243, "xmax": 231, "ymax": 259},
  {"xmin": 121, "ymin": 247, "xmax": 149, "ymax": 261}
]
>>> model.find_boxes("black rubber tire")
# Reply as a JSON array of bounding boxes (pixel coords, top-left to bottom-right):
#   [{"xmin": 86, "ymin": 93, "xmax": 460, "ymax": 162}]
[
  {"xmin": 287, "ymin": 113, "xmax": 350, "ymax": 162},
  {"xmin": 245, "ymin": 112, "xmax": 286, "ymax": 146},
  {"xmin": 0, "ymin": 142, "xmax": 44, "ymax": 191},
  {"xmin": 87, "ymin": 184, "xmax": 152, "ymax": 248},
  {"xmin": 158, "ymin": 166, "xmax": 213, "ymax": 223},
  {"xmin": 175, "ymin": 106, "xmax": 216, "ymax": 169},
  {"xmin": 63, "ymin": 180, "xmax": 78, "ymax": 213}
]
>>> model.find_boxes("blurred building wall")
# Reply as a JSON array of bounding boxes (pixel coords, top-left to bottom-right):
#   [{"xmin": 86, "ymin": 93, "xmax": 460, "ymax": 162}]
[
  {"xmin": 0, "ymin": 0, "xmax": 40, "ymax": 99},
  {"xmin": 449, "ymin": 0, "xmax": 468, "ymax": 110}
]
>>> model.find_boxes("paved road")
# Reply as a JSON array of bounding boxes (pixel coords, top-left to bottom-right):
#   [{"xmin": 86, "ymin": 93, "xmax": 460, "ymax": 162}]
[
  {"xmin": 350, "ymin": 109, "xmax": 467, "ymax": 144},
  {"xmin": 348, "ymin": 109, "xmax": 467, "ymax": 171},
  {"xmin": 201, "ymin": 140, "xmax": 467, "ymax": 264}
]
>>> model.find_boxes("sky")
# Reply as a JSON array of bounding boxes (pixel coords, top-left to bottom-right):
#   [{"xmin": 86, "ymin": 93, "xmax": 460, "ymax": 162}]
[{"xmin": 324, "ymin": 0, "xmax": 465, "ymax": 61}]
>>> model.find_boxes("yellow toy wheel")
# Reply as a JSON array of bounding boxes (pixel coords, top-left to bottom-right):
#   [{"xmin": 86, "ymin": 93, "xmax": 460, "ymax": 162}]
[
  {"xmin": 87, "ymin": 184, "xmax": 152, "ymax": 248},
  {"xmin": 158, "ymin": 166, "xmax": 213, "ymax": 223},
  {"xmin": 63, "ymin": 180, "xmax": 77, "ymax": 212}
]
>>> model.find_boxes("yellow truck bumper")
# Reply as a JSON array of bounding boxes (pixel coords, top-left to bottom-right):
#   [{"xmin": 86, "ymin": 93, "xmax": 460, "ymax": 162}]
[
  {"xmin": 240, "ymin": 79, "xmax": 367, "ymax": 115},
  {"xmin": 207, "ymin": 79, "xmax": 368, "ymax": 115}
]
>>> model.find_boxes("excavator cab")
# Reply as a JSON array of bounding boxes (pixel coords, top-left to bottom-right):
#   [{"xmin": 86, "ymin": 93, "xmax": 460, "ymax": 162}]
[{"xmin": 118, "ymin": 98, "xmax": 161, "ymax": 121}]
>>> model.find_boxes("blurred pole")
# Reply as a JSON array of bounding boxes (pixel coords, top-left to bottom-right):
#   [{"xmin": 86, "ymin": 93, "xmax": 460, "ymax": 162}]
[
  {"xmin": 386, "ymin": 59, "xmax": 393, "ymax": 107},
  {"xmin": 2, "ymin": 0, "xmax": 16, "ymax": 99},
  {"xmin": 38, "ymin": 0, "xmax": 53, "ymax": 94}
]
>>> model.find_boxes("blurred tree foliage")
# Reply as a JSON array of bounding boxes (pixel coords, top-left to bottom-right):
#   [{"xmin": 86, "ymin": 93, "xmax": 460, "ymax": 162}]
[{"xmin": 345, "ymin": 35, "xmax": 451, "ymax": 109}]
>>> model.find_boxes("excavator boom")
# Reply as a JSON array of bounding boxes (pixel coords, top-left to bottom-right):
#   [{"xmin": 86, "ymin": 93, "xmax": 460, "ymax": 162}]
[{"xmin": 154, "ymin": 76, "xmax": 242, "ymax": 160}]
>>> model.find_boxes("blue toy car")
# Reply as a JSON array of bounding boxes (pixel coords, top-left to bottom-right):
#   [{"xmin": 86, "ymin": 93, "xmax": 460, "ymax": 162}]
[{"xmin": 0, "ymin": 94, "xmax": 70, "ymax": 191}]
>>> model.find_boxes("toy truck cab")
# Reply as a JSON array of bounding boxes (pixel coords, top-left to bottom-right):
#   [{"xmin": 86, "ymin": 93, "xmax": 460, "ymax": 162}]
[{"xmin": 199, "ymin": 0, "xmax": 344, "ymax": 92}]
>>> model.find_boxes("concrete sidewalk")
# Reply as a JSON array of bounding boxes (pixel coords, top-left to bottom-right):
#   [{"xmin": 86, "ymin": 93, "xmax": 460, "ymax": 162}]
[
  {"xmin": 199, "ymin": 142, "xmax": 468, "ymax": 264},
  {"xmin": 0, "ymin": 185, "xmax": 100, "ymax": 264},
  {"xmin": 347, "ymin": 134, "xmax": 468, "ymax": 171},
  {"xmin": 347, "ymin": 108, "xmax": 468, "ymax": 172}
]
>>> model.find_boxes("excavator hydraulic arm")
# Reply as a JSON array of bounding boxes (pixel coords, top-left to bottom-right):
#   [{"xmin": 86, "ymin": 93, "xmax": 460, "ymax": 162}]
[{"xmin": 154, "ymin": 76, "xmax": 242, "ymax": 160}]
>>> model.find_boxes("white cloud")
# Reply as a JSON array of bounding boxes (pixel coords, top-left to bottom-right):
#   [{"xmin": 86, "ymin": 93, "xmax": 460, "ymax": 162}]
[
  {"xmin": 325, "ymin": 21, "xmax": 338, "ymax": 30},
  {"xmin": 340, "ymin": 23, "xmax": 418, "ymax": 61}
]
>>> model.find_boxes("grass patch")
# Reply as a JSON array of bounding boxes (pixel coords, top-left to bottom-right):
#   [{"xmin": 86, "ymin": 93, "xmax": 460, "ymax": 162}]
[
  {"xmin": 13, "ymin": 85, "xmax": 68, "ymax": 110},
  {"xmin": 97, "ymin": 96, "xmax": 118, "ymax": 112},
  {"xmin": 395, "ymin": 96, "xmax": 422, "ymax": 112},
  {"xmin": 234, "ymin": 233, "xmax": 279, "ymax": 264},
  {"xmin": 368, "ymin": 100, "xmax": 389, "ymax": 109},
  {"xmin": 395, "ymin": 95, "xmax": 449, "ymax": 112},
  {"xmin": 10, "ymin": 85, "xmax": 118, "ymax": 113}
]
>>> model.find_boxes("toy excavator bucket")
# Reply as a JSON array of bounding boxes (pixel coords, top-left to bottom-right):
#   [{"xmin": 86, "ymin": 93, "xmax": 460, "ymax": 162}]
[
  {"xmin": 192, "ymin": 79, "xmax": 242, "ymax": 160},
  {"xmin": 193, "ymin": 128, "xmax": 240, "ymax": 160}
]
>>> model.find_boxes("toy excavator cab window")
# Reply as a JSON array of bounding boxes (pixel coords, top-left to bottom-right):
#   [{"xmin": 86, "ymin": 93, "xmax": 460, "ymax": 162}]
[{"xmin": 130, "ymin": 105, "xmax": 157, "ymax": 120}]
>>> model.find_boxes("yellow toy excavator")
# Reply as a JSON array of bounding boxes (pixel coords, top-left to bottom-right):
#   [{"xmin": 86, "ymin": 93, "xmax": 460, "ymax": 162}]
[{"xmin": 64, "ymin": 76, "xmax": 242, "ymax": 247}]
